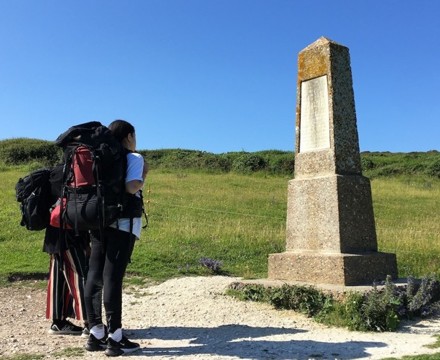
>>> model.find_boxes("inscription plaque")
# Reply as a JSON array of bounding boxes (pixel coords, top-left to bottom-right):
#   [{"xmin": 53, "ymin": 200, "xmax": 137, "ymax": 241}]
[{"xmin": 299, "ymin": 75, "xmax": 330, "ymax": 152}]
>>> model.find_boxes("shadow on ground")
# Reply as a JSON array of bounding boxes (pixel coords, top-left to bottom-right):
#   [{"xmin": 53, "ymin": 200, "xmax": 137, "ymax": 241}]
[{"xmin": 126, "ymin": 324, "xmax": 386, "ymax": 359}]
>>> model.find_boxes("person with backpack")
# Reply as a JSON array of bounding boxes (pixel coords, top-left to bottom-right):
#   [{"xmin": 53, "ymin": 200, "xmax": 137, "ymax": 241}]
[
  {"xmin": 15, "ymin": 164, "xmax": 89, "ymax": 335},
  {"xmin": 15, "ymin": 164, "xmax": 90, "ymax": 336},
  {"xmin": 84, "ymin": 119, "xmax": 148, "ymax": 356},
  {"xmin": 45, "ymin": 164, "xmax": 90, "ymax": 336}
]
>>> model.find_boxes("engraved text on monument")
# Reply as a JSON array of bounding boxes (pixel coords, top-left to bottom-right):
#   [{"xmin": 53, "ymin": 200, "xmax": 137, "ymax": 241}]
[{"xmin": 299, "ymin": 75, "xmax": 330, "ymax": 152}]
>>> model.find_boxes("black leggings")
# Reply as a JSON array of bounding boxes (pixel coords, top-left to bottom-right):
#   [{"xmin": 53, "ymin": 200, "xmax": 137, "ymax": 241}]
[{"xmin": 84, "ymin": 227, "xmax": 135, "ymax": 333}]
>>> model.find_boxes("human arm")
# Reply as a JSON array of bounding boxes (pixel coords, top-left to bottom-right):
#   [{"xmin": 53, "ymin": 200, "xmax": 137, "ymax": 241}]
[
  {"xmin": 125, "ymin": 154, "xmax": 148, "ymax": 194},
  {"xmin": 125, "ymin": 180, "xmax": 143, "ymax": 194}
]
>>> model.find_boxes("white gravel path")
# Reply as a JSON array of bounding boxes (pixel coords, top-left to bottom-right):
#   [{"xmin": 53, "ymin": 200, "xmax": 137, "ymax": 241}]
[{"xmin": 1, "ymin": 276, "xmax": 440, "ymax": 359}]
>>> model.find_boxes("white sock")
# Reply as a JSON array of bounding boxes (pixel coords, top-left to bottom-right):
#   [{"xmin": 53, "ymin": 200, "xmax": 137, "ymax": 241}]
[
  {"xmin": 108, "ymin": 328, "xmax": 122, "ymax": 342},
  {"xmin": 90, "ymin": 324, "xmax": 105, "ymax": 340}
]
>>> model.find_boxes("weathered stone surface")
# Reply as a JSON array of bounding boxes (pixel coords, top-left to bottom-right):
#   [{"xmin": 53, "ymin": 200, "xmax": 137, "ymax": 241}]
[
  {"xmin": 268, "ymin": 37, "xmax": 397, "ymax": 286},
  {"xmin": 295, "ymin": 37, "xmax": 362, "ymax": 177},
  {"xmin": 285, "ymin": 174, "xmax": 377, "ymax": 253},
  {"xmin": 268, "ymin": 252, "xmax": 398, "ymax": 286}
]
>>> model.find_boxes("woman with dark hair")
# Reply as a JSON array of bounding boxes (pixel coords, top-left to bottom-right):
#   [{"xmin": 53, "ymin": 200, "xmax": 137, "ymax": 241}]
[{"xmin": 84, "ymin": 119, "xmax": 148, "ymax": 356}]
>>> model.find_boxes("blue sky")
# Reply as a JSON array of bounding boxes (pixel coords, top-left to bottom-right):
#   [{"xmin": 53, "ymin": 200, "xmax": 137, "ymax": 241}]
[{"xmin": 0, "ymin": 0, "xmax": 439, "ymax": 153}]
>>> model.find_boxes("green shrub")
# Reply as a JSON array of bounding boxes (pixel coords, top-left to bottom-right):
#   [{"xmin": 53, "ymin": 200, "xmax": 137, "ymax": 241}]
[
  {"xmin": 269, "ymin": 284, "xmax": 332, "ymax": 317},
  {"xmin": 232, "ymin": 154, "xmax": 266, "ymax": 174},
  {"xmin": 227, "ymin": 275, "xmax": 440, "ymax": 332},
  {"xmin": 427, "ymin": 159, "xmax": 440, "ymax": 178},
  {"xmin": 354, "ymin": 283, "xmax": 400, "ymax": 331},
  {"xmin": 337, "ymin": 276, "xmax": 440, "ymax": 332},
  {"xmin": 264, "ymin": 153, "xmax": 294, "ymax": 175},
  {"xmin": 228, "ymin": 283, "xmax": 269, "ymax": 302},
  {"xmin": 339, "ymin": 292, "xmax": 365, "ymax": 329},
  {"xmin": 0, "ymin": 138, "xmax": 61, "ymax": 166},
  {"xmin": 228, "ymin": 283, "xmax": 334, "ymax": 318},
  {"xmin": 361, "ymin": 151, "xmax": 440, "ymax": 179},
  {"xmin": 201, "ymin": 154, "xmax": 231, "ymax": 172},
  {"xmin": 361, "ymin": 157, "xmax": 375, "ymax": 171},
  {"xmin": 141, "ymin": 149, "xmax": 232, "ymax": 173},
  {"xmin": 406, "ymin": 275, "xmax": 440, "ymax": 317}
]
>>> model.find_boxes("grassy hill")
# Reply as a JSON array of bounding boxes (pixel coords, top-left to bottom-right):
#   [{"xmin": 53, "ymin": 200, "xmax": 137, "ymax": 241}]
[{"xmin": 1, "ymin": 138, "xmax": 439, "ymax": 282}]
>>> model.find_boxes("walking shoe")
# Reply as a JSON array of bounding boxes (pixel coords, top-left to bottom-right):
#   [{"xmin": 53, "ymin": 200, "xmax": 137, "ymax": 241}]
[
  {"xmin": 48, "ymin": 320, "xmax": 83, "ymax": 335},
  {"xmin": 105, "ymin": 336, "xmax": 140, "ymax": 356},
  {"xmin": 85, "ymin": 333, "xmax": 107, "ymax": 352}
]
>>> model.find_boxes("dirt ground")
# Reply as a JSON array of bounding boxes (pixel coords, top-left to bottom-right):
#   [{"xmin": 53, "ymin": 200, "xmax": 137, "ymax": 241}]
[{"xmin": 1, "ymin": 276, "xmax": 440, "ymax": 360}]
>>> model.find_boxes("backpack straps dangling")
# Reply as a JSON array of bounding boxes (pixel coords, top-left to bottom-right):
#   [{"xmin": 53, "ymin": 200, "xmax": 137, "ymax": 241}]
[
  {"xmin": 72, "ymin": 153, "xmax": 79, "ymax": 237},
  {"xmin": 139, "ymin": 190, "xmax": 148, "ymax": 229},
  {"xmin": 92, "ymin": 151, "xmax": 106, "ymax": 253},
  {"xmin": 58, "ymin": 157, "xmax": 71, "ymax": 251}
]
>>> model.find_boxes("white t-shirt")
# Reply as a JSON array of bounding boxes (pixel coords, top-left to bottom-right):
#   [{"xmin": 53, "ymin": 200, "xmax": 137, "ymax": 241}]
[{"xmin": 110, "ymin": 152, "xmax": 144, "ymax": 239}]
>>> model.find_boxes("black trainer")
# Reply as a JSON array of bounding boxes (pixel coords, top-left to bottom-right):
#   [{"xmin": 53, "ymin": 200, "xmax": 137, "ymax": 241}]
[
  {"xmin": 48, "ymin": 320, "xmax": 83, "ymax": 335},
  {"xmin": 85, "ymin": 334, "xmax": 107, "ymax": 352},
  {"xmin": 105, "ymin": 336, "xmax": 140, "ymax": 357}
]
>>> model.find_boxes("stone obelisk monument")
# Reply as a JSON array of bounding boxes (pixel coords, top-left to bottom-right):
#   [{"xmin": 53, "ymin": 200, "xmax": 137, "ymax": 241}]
[{"xmin": 268, "ymin": 37, "xmax": 397, "ymax": 286}]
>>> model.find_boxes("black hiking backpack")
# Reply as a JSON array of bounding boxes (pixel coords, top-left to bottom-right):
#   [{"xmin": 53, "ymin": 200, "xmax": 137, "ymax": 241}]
[
  {"xmin": 15, "ymin": 168, "xmax": 54, "ymax": 231},
  {"xmin": 52, "ymin": 121, "xmax": 127, "ymax": 233}
]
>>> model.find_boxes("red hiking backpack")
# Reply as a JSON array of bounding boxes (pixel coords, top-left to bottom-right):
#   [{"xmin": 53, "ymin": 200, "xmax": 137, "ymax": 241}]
[{"xmin": 51, "ymin": 121, "xmax": 127, "ymax": 233}]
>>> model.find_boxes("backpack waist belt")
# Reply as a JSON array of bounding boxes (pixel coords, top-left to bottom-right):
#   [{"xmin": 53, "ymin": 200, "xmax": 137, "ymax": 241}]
[{"xmin": 65, "ymin": 185, "xmax": 97, "ymax": 194}]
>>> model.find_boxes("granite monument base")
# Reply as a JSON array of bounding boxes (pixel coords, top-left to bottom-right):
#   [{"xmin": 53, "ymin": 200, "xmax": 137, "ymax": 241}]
[
  {"xmin": 285, "ymin": 174, "xmax": 378, "ymax": 253},
  {"xmin": 268, "ymin": 251, "xmax": 398, "ymax": 286}
]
